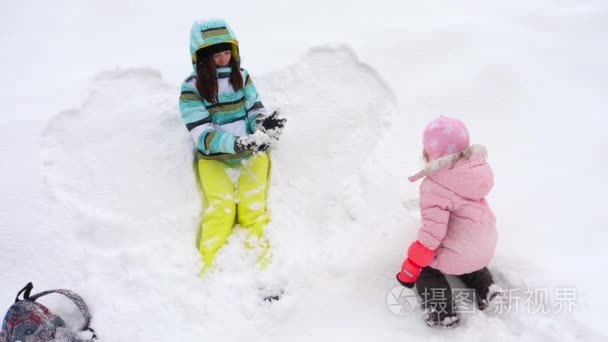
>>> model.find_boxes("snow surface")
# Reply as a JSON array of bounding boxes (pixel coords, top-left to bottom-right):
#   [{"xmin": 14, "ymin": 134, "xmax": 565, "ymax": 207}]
[{"xmin": 1, "ymin": 0, "xmax": 607, "ymax": 341}]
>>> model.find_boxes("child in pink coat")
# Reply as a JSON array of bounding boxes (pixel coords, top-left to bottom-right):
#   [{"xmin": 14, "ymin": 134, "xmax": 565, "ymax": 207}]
[{"xmin": 397, "ymin": 116, "xmax": 501, "ymax": 327}]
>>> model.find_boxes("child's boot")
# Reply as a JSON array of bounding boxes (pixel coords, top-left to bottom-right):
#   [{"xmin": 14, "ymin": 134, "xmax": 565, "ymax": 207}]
[
  {"xmin": 478, "ymin": 284, "xmax": 504, "ymax": 311},
  {"xmin": 423, "ymin": 305, "xmax": 460, "ymax": 327}
]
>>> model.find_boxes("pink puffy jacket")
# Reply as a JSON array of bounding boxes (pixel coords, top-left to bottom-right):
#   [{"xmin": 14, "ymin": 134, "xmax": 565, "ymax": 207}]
[{"xmin": 413, "ymin": 147, "xmax": 497, "ymax": 275}]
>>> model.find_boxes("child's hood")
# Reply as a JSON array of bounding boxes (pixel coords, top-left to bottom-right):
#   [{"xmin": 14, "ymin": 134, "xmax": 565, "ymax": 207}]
[
  {"xmin": 410, "ymin": 145, "xmax": 494, "ymax": 200},
  {"xmin": 189, "ymin": 19, "xmax": 240, "ymax": 68}
]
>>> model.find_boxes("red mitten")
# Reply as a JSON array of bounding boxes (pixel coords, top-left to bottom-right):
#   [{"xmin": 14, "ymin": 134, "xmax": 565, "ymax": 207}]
[{"xmin": 396, "ymin": 241, "xmax": 436, "ymax": 288}]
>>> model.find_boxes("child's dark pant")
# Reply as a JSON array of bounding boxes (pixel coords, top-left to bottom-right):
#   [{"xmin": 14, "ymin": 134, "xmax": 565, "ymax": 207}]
[{"xmin": 416, "ymin": 266, "xmax": 494, "ymax": 314}]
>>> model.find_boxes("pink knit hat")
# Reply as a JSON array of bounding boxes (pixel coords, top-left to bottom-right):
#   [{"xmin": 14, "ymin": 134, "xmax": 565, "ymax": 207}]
[{"xmin": 423, "ymin": 115, "xmax": 470, "ymax": 161}]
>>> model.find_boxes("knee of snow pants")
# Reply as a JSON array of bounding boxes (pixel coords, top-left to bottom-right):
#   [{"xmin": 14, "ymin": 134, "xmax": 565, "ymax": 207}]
[
  {"xmin": 237, "ymin": 152, "xmax": 270, "ymax": 237},
  {"xmin": 197, "ymin": 158, "xmax": 237, "ymax": 270},
  {"xmin": 237, "ymin": 152, "xmax": 271, "ymax": 268}
]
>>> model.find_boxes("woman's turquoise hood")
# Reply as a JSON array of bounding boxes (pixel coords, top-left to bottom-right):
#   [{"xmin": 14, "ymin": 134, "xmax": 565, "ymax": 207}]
[{"xmin": 189, "ymin": 19, "xmax": 240, "ymax": 66}]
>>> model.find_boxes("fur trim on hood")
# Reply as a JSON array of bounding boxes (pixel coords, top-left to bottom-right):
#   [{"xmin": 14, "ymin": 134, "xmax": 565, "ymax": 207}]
[{"xmin": 408, "ymin": 145, "xmax": 487, "ymax": 183}]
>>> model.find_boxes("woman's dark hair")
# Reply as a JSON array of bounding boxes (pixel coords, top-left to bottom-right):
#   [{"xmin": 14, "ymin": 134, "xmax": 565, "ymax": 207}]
[{"xmin": 195, "ymin": 47, "xmax": 243, "ymax": 104}]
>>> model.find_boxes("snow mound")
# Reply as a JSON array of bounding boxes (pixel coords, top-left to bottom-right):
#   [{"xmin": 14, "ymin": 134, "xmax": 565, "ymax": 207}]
[{"xmin": 37, "ymin": 47, "xmax": 400, "ymax": 341}]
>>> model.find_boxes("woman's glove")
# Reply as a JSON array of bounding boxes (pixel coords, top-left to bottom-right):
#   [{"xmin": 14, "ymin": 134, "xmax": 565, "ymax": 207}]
[
  {"xmin": 235, "ymin": 132, "xmax": 271, "ymax": 153},
  {"xmin": 257, "ymin": 110, "xmax": 286, "ymax": 140},
  {"xmin": 396, "ymin": 241, "xmax": 436, "ymax": 288}
]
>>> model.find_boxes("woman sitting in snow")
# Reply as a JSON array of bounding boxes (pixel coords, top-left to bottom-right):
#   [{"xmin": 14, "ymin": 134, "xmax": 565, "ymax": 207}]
[
  {"xmin": 178, "ymin": 19, "xmax": 286, "ymax": 274},
  {"xmin": 396, "ymin": 116, "xmax": 502, "ymax": 327}
]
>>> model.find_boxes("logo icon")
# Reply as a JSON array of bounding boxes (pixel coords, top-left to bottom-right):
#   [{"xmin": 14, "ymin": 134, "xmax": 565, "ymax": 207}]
[{"xmin": 387, "ymin": 286, "xmax": 418, "ymax": 316}]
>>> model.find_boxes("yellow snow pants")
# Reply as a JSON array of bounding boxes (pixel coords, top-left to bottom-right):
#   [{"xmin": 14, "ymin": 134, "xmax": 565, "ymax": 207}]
[{"xmin": 196, "ymin": 152, "xmax": 271, "ymax": 272}]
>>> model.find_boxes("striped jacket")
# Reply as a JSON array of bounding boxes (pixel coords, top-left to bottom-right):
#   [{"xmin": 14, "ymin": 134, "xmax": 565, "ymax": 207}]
[
  {"xmin": 179, "ymin": 19, "xmax": 267, "ymax": 162},
  {"xmin": 179, "ymin": 68, "xmax": 266, "ymax": 161}
]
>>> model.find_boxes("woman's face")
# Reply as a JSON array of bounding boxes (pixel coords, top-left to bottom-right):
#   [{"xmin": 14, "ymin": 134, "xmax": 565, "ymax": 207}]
[{"xmin": 213, "ymin": 50, "xmax": 232, "ymax": 67}]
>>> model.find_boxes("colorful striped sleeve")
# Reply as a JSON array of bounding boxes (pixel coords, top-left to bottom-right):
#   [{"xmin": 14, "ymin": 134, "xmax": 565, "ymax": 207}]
[
  {"xmin": 242, "ymin": 69, "xmax": 268, "ymax": 133},
  {"xmin": 179, "ymin": 77, "xmax": 237, "ymax": 154}
]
